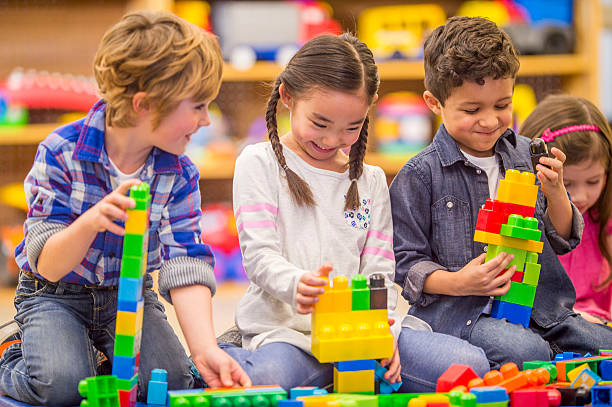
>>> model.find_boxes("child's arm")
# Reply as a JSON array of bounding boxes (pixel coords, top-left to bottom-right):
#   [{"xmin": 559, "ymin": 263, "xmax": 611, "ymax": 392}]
[
  {"xmin": 37, "ymin": 179, "xmax": 140, "ymax": 281},
  {"xmin": 535, "ymin": 147, "xmax": 573, "ymax": 240},
  {"xmin": 171, "ymin": 285, "xmax": 251, "ymax": 387}
]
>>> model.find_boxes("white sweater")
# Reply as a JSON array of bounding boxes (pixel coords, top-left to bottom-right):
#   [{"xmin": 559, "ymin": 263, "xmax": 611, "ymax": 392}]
[{"xmin": 232, "ymin": 142, "xmax": 401, "ymax": 353}]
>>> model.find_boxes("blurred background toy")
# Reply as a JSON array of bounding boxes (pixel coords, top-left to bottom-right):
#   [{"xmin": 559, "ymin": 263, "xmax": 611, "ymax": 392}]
[
  {"xmin": 358, "ymin": 4, "xmax": 446, "ymax": 60},
  {"xmin": 184, "ymin": 103, "xmax": 236, "ymax": 169}
]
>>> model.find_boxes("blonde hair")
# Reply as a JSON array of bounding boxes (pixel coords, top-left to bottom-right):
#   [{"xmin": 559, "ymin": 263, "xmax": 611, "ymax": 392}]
[
  {"xmin": 520, "ymin": 94, "xmax": 612, "ymax": 289},
  {"xmin": 94, "ymin": 10, "xmax": 223, "ymax": 129}
]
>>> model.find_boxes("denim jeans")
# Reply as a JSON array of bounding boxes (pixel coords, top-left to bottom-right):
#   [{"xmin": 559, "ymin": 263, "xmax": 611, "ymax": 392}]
[
  {"xmin": 220, "ymin": 327, "xmax": 489, "ymax": 392},
  {"xmin": 0, "ymin": 272, "xmax": 193, "ymax": 405},
  {"xmin": 469, "ymin": 314, "xmax": 612, "ymax": 370}
]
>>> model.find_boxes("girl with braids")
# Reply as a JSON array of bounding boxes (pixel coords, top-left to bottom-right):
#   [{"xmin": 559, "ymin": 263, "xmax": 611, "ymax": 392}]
[
  {"xmin": 521, "ymin": 94, "xmax": 612, "ymax": 324},
  {"xmin": 221, "ymin": 33, "xmax": 489, "ymax": 391}
]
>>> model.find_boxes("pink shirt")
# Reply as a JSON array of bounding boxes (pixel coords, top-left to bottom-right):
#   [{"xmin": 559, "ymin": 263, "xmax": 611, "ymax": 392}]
[{"xmin": 559, "ymin": 212, "xmax": 612, "ymax": 320}]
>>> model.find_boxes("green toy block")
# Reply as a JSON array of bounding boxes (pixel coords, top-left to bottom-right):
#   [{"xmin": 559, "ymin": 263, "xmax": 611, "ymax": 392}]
[
  {"xmin": 526, "ymin": 252, "xmax": 539, "ymax": 263},
  {"xmin": 78, "ymin": 375, "xmax": 120, "ymax": 407},
  {"xmin": 114, "ymin": 333, "xmax": 140, "ymax": 357},
  {"xmin": 129, "ymin": 183, "xmax": 151, "ymax": 210},
  {"xmin": 495, "ymin": 281, "xmax": 536, "ymax": 307},
  {"xmin": 168, "ymin": 388, "xmax": 287, "ymax": 407},
  {"xmin": 500, "ymin": 214, "xmax": 542, "ymax": 241},
  {"xmin": 448, "ymin": 391, "xmax": 476, "ymax": 407},
  {"xmin": 120, "ymin": 255, "xmax": 143, "ymax": 279},
  {"xmin": 351, "ymin": 274, "xmax": 370, "ymax": 311},
  {"xmin": 486, "ymin": 244, "xmax": 527, "ymax": 272},
  {"xmin": 523, "ymin": 261, "xmax": 541, "ymax": 286},
  {"xmin": 116, "ymin": 374, "xmax": 138, "ymax": 391},
  {"xmin": 123, "ymin": 233, "xmax": 146, "ymax": 257}
]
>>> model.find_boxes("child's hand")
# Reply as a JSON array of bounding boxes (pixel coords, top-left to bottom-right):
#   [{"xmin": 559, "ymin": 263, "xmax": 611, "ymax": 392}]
[
  {"xmin": 82, "ymin": 179, "xmax": 141, "ymax": 235},
  {"xmin": 296, "ymin": 262, "xmax": 333, "ymax": 314},
  {"xmin": 535, "ymin": 147, "xmax": 568, "ymax": 200},
  {"xmin": 455, "ymin": 253, "xmax": 516, "ymax": 296},
  {"xmin": 192, "ymin": 345, "xmax": 252, "ymax": 388},
  {"xmin": 380, "ymin": 319, "xmax": 402, "ymax": 384}
]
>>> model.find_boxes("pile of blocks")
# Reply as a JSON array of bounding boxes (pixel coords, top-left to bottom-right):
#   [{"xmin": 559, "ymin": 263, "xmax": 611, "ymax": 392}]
[{"xmin": 473, "ymin": 169, "xmax": 543, "ymax": 327}]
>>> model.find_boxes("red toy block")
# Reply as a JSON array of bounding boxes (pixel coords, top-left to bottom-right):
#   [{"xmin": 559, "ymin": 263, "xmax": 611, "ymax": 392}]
[
  {"xmin": 511, "ymin": 388, "xmax": 561, "ymax": 407},
  {"xmin": 118, "ymin": 385, "xmax": 137, "ymax": 407},
  {"xmin": 475, "ymin": 199, "xmax": 536, "ymax": 235},
  {"xmin": 436, "ymin": 364, "xmax": 479, "ymax": 392},
  {"xmin": 497, "ymin": 269, "xmax": 523, "ymax": 282}
]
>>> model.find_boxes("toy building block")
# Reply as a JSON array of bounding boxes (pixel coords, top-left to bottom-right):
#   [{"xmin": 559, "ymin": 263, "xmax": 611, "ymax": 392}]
[
  {"xmin": 494, "ymin": 282, "xmax": 536, "ymax": 308},
  {"xmin": 553, "ymin": 385, "xmax": 591, "ymax": 406},
  {"xmin": 523, "ymin": 361, "xmax": 557, "ymax": 383},
  {"xmin": 601, "ymin": 360, "xmax": 612, "ymax": 380},
  {"xmin": 601, "ymin": 350, "xmax": 612, "ymax": 357},
  {"xmin": 118, "ymin": 387, "xmax": 136, "ymax": 407},
  {"xmin": 556, "ymin": 355, "xmax": 612, "ymax": 382},
  {"xmin": 369, "ymin": 274, "xmax": 387, "ymax": 310},
  {"xmin": 474, "ymin": 230, "xmax": 544, "ymax": 253},
  {"xmin": 499, "ymin": 215, "xmax": 541, "ymax": 241},
  {"xmin": 374, "ymin": 361, "xmax": 402, "ymax": 394},
  {"xmin": 485, "ymin": 244, "xmax": 527, "ymax": 272},
  {"xmin": 591, "ymin": 385, "xmax": 612, "ymax": 406},
  {"xmin": 168, "ymin": 387, "xmax": 288, "ymax": 407},
  {"xmin": 490, "ymin": 300, "xmax": 532, "ymax": 328},
  {"xmin": 571, "ymin": 367, "xmax": 601, "ymax": 390},
  {"xmin": 476, "ymin": 199, "xmax": 536, "ymax": 234},
  {"xmin": 436, "ymin": 364, "xmax": 478, "ymax": 392},
  {"xmin": 78, "ymin": 375, "xmax": 120, "ymax": 407},
  {"xmin": 567, "ymin": 363, "xmax": 591, "ymax": 383},
  {"xmin": 496, "ymin": 169, "xmax": 538, "ymax": 207},
  {"xmin": 331, "ymin": 275, "xmax": 352, "ymax": 312},
  {"xmin": 510, "ymin": 388, "xmax": 561, "ymax": 407},
  {"xmin": 335, "ymin": 360, "xmax": 376, "ymax": 372},
  {"xmin": 509, "ymin": 271, "xmax": 523, "ymax": 283},
  {"xmin": 523, "ymin": 253, "xmax": 541, "ymax": 286},
  {"xmin": 333, "ymin": 368, "xmax": 375, "ymax": 394},
  {"xmin": 351, "ymin": 274, "xmax": 370, "ymax": 311},
  {"xmin": 289, "ymin": 387, "xmax": 328, "ymax": 398},
  {"xmin": 147, "ymin": 368, "xmax": 168, "ymax": 406},
  {"xmin": 468, "ymin": 386, "xmax": 508, "ymax": 404}
]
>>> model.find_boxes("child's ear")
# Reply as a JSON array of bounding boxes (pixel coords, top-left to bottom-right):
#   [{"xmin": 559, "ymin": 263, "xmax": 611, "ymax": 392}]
[
  {"xmin": 279, "ymin": 83, "xmax": 292, "ymax": 109},
  {"xmin": 423, "ymin": 91, "xmax": 442, "ymax": 115},
  {"xmin": 132, "ymin": 92, "xmax": 150, "ymax": 116}
]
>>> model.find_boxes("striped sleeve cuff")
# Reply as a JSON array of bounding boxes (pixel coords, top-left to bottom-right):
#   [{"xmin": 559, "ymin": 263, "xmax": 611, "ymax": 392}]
[
  {"xmin": 158, "ymin": 256, "xmax": 217, "ymax": 303},
  {"xmin": 25, "ymin": 221, "xmax": 67, "ymax": 274}
]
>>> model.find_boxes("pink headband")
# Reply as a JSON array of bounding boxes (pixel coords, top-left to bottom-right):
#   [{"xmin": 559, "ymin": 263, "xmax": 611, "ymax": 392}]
[{"xmin": 541, "ymin": 125, "xmax": 600, "ymax": 142}]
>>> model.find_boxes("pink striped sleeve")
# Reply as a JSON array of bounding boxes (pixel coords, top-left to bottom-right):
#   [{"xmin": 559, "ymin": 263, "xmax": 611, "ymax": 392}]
[{"xmin": 361, "ymin": 246, "xmax": 395, "ymax": 261}]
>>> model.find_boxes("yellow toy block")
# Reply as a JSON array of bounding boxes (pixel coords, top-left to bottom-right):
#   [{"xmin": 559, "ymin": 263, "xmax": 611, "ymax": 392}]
[
  {"xmin": 312, "ymin": 309, "xmax": 392, "ymax": 363},
  {"xmin": 331, "ymin": 275, "xmax": 351, "ymax": 312},
  {"xmin": 333, "ymin": 368, "xmax": 375, "ymax": 393},
  {"xmin": 115, "ymin": 306, "xmax": 144, "ymax": 336},
  {"xmin": 567, "ymin": 363, "xmax": 590, "ymax": 383},
  {"xmin": 496, "ymin": 169, "xmax": 539, "ymax": 207},
  {"xmin": 314, "ymin": 277, "xmax": 334, "ymax": 313},
  {"xmin": 474, "ymin": 230, "xmax": 543, "ymax": 253},
  {"xmin": 124, "ymin": 209, "xmax": 148, "ymax": 235},
  {"xmin": 297, "ymin": 396, "xmax": 338, "ymax": 407},
  {"xmin": 570, "ymin": 368, "xmax": 600, "ymax": 390},
  {"xmin": 408, "ymin": 394, "xmax": 450, "ymax": 407}
]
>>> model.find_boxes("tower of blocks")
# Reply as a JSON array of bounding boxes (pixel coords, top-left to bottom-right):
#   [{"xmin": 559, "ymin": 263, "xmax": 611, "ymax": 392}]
[
  {"xmin": 113, "ymin": 182, "xmax": 151, "ymax": 407},
  {"xmin": 473, "ymin": 169, "xmax": 543, "ymax": 328},
  {"xmin": 311, "ymin": 273, "xmax": 393, "ymax": 394}
]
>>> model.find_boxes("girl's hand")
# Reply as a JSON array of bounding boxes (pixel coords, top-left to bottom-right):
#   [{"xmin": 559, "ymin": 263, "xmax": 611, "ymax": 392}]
[
  {"xmin": 192, "ymin": 345, "xmax": 251, "ymax": 388},
  {"xmin": 455, "ymin": 253, "xmax": 516, "ymax": 297},
  {"xmin": 535, "ymin": 147, "xmax": 568, "ymax": 200},
  {"xmin": 296, "ymin": 263, "xmax": 333, "ymax": 314},
  {"xmin": 82, "ymin": 179, "xmax": 141, "ymax": 235},
  {"xmin": 380, "ymin": 319, "xmax": 402, "ymax": 384}
]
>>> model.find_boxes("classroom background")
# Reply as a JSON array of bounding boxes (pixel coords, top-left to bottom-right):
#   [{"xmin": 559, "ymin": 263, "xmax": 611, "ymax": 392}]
[{"xmin": 0, "ymin": 0, "xmax": 610, "ymax": 349}]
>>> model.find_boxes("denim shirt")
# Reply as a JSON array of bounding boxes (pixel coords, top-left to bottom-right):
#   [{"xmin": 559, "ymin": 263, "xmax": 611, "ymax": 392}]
[{"xmin": 389, "ymin": 124, "xmax": 582, "ymax": 340}]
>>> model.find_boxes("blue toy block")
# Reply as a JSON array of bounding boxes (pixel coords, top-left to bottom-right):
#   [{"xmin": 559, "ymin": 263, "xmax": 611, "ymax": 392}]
[
  {"xmin": 469, "ymin": 386, "xmax": 509, "ymax": 403},
  {"xmin": 555, "ymin": 352, "xmax": 583, "ymax": 362},
  {"xmin": 601, "ymin": 360, "xmax": 612, "ymax": 380},
  {"xmin": 278, "ymin": 401, "xmax": 304, "ymax": 407},
  {"xmin": 117, "ymin": 299, "xmax": 142, "ymax": 313},
  {"xmin": 490, "ymin": 300, "xmax": 532, "ymax": 328},
  {"xmin": 289, "ymin": 387, "xmax": 328, "ymax": 398},
  {"xmin": 374, "ymin": 361, "xmax": 402, "ymax": 394},
  {"xmin": 334, "ymin": 359, "xmax": 376, "ymax": 372},
  {"xmin": 147, "ymin": 368, "xmax": 168, "ymax": 405},
  {"xmin": 111, "ymin": 355, "xmax": 137, "ymax": 380},
  {"xmin": 592, "ymin": 385, "xmax": 612, "ymax": 406},
  {"xmin": 117, "ymin": 276, "xmax": 143, "ymax": 303}
]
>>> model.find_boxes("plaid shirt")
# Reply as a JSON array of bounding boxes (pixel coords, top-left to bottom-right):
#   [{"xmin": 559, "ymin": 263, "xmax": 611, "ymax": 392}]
[{"xmin": 14, "ymin": 100, "xmax": 216, "ymax": 293}]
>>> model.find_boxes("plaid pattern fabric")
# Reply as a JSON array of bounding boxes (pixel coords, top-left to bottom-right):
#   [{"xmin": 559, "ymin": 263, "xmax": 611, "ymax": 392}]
[{"xmin": 14, "ymin": 100, "xmax": 214, "ymax": 286}]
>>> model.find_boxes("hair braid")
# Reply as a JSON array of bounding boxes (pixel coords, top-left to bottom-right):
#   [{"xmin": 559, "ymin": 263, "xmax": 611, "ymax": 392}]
[
  {"xmin": 266, "ymin": 79, "xmax": 315, "ymax": 207},
  {"xmin": 345, "ymin": 115, "xmax": 369, "ymax": 211}
]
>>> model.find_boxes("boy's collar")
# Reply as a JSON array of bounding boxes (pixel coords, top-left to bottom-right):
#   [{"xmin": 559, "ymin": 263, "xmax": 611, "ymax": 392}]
[
  {"xmin": 73, "ymin": 100, "xmax": 182, "ymax": 175},
  {"xmin": 433, "ymin": 124, "xmax": 517, "ymax": 167}
]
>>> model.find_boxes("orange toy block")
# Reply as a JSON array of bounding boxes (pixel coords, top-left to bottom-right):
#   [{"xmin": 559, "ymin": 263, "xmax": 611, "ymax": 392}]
[{"xmin": 496, "ymin": 169, "xmax": 539, "ymax": 207}]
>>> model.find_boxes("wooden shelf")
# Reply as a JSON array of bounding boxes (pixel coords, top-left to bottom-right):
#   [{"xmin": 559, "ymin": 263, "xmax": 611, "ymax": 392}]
[{"xmin": 0, "ymin": 124, "xmax": 57, "ymax": 146}]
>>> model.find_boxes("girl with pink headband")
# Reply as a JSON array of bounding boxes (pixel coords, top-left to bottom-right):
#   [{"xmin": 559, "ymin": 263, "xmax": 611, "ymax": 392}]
[{"xmin": 521, "ymin": 94, "xmax": 612, "ymax": 324}]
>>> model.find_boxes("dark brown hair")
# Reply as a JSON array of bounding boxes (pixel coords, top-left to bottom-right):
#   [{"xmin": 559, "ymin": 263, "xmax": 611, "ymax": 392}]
[
  {"xmin": 424, "ymin": 16, "xmax": 520, "ymax": 105},
  {"xmin": 266, "ymin": 33, "xmax": 379, "ymax": 210},
  {"xmin": 520, "ymin": 94, "xmax": 612, "ymax": 289}
]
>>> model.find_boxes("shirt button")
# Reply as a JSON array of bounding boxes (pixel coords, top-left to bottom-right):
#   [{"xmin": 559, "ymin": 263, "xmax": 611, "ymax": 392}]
[
  {"xmin": 466, "ymin": 320, "xmax": 472, "ymax": 326},
  {"xmin": 446, "ymin": 201, "xmax": 454, "ymax": 209},
  {"xmin": 476, "ymin": 169, "xmax": 482, "ymax": 174},
  {"xmin": 109, "ymin": 253, "xmax": 115, "ymax": 258}
]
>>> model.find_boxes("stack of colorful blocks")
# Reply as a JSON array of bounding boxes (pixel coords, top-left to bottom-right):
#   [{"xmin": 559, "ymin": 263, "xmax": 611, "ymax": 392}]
[
  {"xmin": 113, "ymin": 183, "xmax": 151, "ymax": 407},
  {"xmin": 311, "ymin": 273, "xmax": 393, "ymax": 394},
  {"xmin": 473, "ymin": 169, "xmax": 544, "ymax": 328}
]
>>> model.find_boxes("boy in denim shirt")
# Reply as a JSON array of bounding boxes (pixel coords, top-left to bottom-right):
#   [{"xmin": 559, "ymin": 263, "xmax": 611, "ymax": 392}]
[
  {"xmin": 390, "ymin": 16, "xmax": 612, "ymax": 369},
  {"xmin": 0, "ymin": 11, "xmax": 249, "ymax": 405}
]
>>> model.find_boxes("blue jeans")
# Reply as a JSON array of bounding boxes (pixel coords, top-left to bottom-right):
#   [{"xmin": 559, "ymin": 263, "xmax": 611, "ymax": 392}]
[
  {"xmin": 469, "ymin": 314, "xmax": 612, "ymax": 370},
  {"xmin": 0, "ymin": 272, "xmax": 193, "ymax": 405},
  {"xmin": 220, "ymin": 327, "xmax": 489, "ymax": 392}
]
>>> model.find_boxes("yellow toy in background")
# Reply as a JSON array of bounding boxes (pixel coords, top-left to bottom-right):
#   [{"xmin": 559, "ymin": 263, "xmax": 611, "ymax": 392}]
[
  {"xmin": 358, "ymin": 4, "xmax": 446, "ymax": 60},
  {"xmin": 173, "ymin": 0, "xmax": 211, "ymax": 31},
  {"xmin": 511, "ymin": 84, "xmax": 537, "ymax": 133}
]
